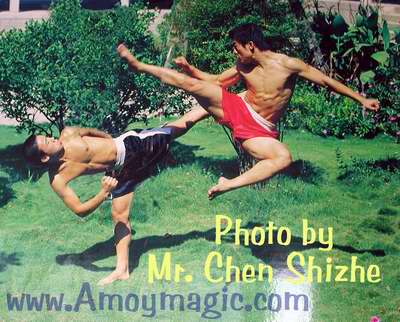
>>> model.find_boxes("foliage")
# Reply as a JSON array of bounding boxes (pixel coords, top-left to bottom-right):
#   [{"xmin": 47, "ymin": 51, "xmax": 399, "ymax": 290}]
[
  {"xmin": 311, "ymin": 4, "xmax": 390, "ymax": 86},
  {"xmin": 0, "ymin": 0, "xmax": 190, "ymax": 135},
  {"xmin": 364, "ymin": 41, "xmax": 400, "ymax": 140},
  {"xmin": 285, "ymin": 85, "xmax": 377, "ymax": 138},
  {"xmin": 307, "ymin": 3, "xmax": 400, "ymax": 139},
  {"xmin": 158, "ymin": 0, "xmax": 310, "ymax": 76}
]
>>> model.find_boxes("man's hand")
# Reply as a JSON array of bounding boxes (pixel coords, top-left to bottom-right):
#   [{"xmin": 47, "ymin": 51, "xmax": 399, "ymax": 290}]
[
  {"xmin": 174, "ymin": 56, "xmax": 191, "ymax": 72},
  {"xmin": 361, "ymin": 98, "xmax": 380, "ymax": 111},
  {"xmin": 101, "ymin": 176, "xmax": 118, "ymax": 195}
]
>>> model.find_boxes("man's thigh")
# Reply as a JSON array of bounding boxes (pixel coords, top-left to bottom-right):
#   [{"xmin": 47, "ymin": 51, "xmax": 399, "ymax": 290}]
[
  {"xmin": 189, "ymin": 80, "xmax": 224, "ymax": 119},
  {"xmin": 241, "ymin": 137, "xmax": 291, "ymax": 160}
]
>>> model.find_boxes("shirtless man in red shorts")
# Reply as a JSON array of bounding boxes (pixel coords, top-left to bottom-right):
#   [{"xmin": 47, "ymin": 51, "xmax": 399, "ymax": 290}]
[{"xmin": 117, "ymin": 23, "xmax": 380, "ymax": 199}]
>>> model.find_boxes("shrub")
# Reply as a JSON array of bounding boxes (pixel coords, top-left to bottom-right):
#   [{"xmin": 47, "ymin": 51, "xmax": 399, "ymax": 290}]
[
  {"xmin": 285, "ymin": 85, "xmax": 376, "ymax": 138},
  {"xmin": 309, "ymin": 3, "xmax": 400, "ymax": 139},
  {"xmin": 311, "ymin": 4, "xmax": 390, "ymax": 87},
  {"xmin": 364, "ymin": 43, "xmax": 400, "ymax": 140},
  {"xmin": 0, "ymin": 0, "xmax": 189, "ymax": 135}
]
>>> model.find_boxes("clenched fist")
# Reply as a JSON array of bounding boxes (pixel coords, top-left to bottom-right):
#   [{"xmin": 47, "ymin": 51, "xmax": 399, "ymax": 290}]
[
  {"xmin": 101, "ymin": 176, "xmax": 118, "ymax": 193},
  {"xmin": 361, "ymin": 98, "xmax": 380, "ymax": 111},
  {"xmin": 174, "ymin": 56, "xmax": 191, "ymax": 72}
]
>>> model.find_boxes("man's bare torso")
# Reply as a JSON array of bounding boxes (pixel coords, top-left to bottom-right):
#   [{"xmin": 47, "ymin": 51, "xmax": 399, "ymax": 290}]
[
  {"xmin": 52, "ymin": 130, "xmax": 117, "ymax": 182},
  {"xmin": 237, "ymin": 52, "xmax": 298, "ymax": 124}
]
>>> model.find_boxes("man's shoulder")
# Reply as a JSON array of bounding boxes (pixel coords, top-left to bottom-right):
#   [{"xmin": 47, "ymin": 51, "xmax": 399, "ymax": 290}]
[
  {"xmin": 49, "ymin": 168, "xmax": 65, "ymax": 190},
  {"xmin": 274, "ymin": 54, "xmax": 307, "ymax": 72},
  {"xmin": 49, "ymin": 161, "xmax": 83, "ymax": 187},
  {"xmin": 60, "ymin": 126, "xmax": 79, "ymax": 138}
]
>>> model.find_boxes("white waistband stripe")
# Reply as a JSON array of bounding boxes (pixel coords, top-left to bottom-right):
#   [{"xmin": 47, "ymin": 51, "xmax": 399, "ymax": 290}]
[
  {"xmin": 112, "ymin": 127, "xmax": 172, "ymax": 168},
  {"xmin": 240, "ymin": 97, "xmax": 276, "ymax": 132}
]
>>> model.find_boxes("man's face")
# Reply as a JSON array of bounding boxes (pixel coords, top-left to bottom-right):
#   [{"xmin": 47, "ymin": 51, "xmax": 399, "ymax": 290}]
[
  {"xmin": 232, "ymin": 40, "xmax": 253, "ymax": 63},
  {"xmin": 36, "ymin": 135, "xmax": 63, "ymax": 161}
]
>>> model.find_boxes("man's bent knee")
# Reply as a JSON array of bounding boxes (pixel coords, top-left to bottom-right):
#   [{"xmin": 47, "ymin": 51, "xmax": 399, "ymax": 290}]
[
  {"xmin": 278, "ymin": 151, "xmax": 292, "ymax": 169},
  {"xmin": 114, "ymin": 222, "xmax": 131, "ymax": 244},
  {"xmin": 112, "ymin": 209, "xmax": 130, "ymax": 224}
]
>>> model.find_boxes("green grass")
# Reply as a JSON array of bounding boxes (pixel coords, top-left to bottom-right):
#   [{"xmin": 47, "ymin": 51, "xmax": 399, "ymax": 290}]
[{"xmin": 0, "ymin": 121, "xmax": 399, "ymax": 322}]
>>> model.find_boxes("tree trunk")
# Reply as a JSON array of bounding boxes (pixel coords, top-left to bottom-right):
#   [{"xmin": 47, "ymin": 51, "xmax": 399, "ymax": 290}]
[
  {"xmin": 289, "ymin": 0, "xmax": 327, "ymax": 69},
  {"xmin": 288, "ymin": 0, "xmax": 306, "ymax": 19}
]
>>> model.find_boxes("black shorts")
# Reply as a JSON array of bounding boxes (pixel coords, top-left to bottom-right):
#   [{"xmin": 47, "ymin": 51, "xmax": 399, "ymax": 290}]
[{"xmin": 108, "ymin": 128, "xmax": 172, "ymax": 198}]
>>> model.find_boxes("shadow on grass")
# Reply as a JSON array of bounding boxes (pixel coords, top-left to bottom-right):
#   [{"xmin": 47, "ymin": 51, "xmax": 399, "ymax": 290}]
[
  {"xmin": 55, "ymin": 222, "xmax": 385, "ymax": 275},
  {"xmin": 170, "ymin": 141, "xmax": 324, "ymax": 184},
  {"xmin": 282, "ymin": 160, "xmax": 324, "ymax": 184},
  {"xmin": 170, "ymin": 141, "xmax": 239, "ymax": 179},
  {"xmin": 0, "ymin": 251, "xmax": 22, "ymax": 273},
  {"xmin": 244, "ymin": 222, "xmax": 385, "ymax": 265},
  {"xmin": 0, "ymin": 176, "xmax": 15, "ymax": 207},
  {"xmin": 370, "ymin": 158, "xmax": 400, "ymax": 172},
  {"xmin": 56, "ymin": 228, "xmax": 216, "ymax": 273},
  {"xmin": 0, "ymin": 144, "xmax": 47, "ymax": 206},
  {"xmin": 337, "ymin": 157, "xmax": 400, "ymax": 181}
]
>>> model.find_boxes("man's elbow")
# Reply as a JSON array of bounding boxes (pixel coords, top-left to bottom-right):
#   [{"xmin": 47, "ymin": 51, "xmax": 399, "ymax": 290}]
[
  {"xmin": 322, "ymin": 76, "xmax": 338, "ymax": 88},
  {"xmin": 72, "ymin": 206, "xmax": 92, "ymax": 218}
]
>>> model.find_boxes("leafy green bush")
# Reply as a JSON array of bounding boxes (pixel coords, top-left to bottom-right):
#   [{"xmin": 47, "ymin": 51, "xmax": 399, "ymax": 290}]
[
  {"xmin": 285, "ymin": 85, "xmax": 376, "ymax": 138},
  {"xmin": 0, "ymin": 0, "xmax": 189, "ymax": 135},
  {"xmin": 310, "ymin": 3, "xmax": 400, "ymax": 140},
  {"xmin": 311, "ymin": 4, "xmax": 391, "ymax": 86},
  {"xmin": 364, "ymin": 42, "xmax": 400, "ymax": 140}
]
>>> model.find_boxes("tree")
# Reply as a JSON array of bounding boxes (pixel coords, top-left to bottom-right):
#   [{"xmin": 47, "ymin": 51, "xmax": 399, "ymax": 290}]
[{"xmin": 0, "ymin": 0, "xmax": 189, "ymax": 135}]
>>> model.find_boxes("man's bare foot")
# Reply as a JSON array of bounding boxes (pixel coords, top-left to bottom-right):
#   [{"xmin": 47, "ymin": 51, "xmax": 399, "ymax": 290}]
[
  {"xmin": 116, "ymin": 44, "xmax": 142, "ymax": 71},
  {"xmin": 208, "ymin": 176, "xmax": 231, "ymax": 200},
  {"xmin": 97, "ymin": 269, "xmax": 129, "ymax": 286}
]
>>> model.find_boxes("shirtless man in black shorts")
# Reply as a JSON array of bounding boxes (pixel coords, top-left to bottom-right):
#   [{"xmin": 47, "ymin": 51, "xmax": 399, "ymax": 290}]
[{"xmin": 22, "ymin": 110, "xmax": 207, "ymax": 286}]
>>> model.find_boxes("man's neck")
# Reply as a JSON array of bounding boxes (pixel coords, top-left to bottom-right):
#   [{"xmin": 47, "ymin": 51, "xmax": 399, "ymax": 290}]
[{"xmin": 253, "ymin": 49, "xmax": 277, "ymax": 67}]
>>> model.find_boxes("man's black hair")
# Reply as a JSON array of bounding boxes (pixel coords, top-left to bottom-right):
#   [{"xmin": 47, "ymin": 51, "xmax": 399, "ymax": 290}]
[
  {"xmin": 228, "ymin": 23, "xmax": 270, "ymax": 51},
  {"xmin": 23, "ymin": 135, "xmax": 45, "ymax": 166}
]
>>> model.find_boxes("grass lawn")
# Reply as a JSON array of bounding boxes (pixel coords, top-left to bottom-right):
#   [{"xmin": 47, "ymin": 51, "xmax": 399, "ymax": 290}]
[{"xmin": 0, "ymin": 120, "xmax": 399, "ymax": 322}]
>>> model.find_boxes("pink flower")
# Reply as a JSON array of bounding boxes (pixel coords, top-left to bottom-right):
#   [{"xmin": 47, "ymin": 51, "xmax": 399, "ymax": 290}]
[
  {"xmin": 389, "ymin": 116, "xmax": 397, "ymax": 122},
  {"xmin": 370, "ymin": 316, "xmax": 380, "ymax": 322}
]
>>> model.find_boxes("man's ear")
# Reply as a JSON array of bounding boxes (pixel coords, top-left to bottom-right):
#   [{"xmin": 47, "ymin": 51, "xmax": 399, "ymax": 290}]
[
  {"xmin": 41, "ymin": 155, "xmax": 50, "ymax": 163},
  {"xmin": 247, "ymin": 41, "xmax": 255, "ymax": 53}
]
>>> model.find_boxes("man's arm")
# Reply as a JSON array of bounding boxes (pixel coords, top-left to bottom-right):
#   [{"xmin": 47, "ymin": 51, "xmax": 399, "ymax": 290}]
[
  {"xmin": 77, "ymin": 128, "xmax": 112, "ymax": 139},
  {"xmin": 286, "ymin": 57, "xmax": 380, "ymax": 111},
  {"xmin": 62, "ymin": 127, "xmax": 112, "ymax": 139},
  {"xmin": 50, "ymin": 175, "xmax": 117, "ymax": 217},
  {"xmin": 174, "ymin": 56, "xmax": 240, "ymax": 87}
]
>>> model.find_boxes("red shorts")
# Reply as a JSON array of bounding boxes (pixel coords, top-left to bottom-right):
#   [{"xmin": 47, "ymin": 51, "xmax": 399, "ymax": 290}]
[{"xmin": 217, "ymin": 89, "xmax": 279, "ymax": 141}]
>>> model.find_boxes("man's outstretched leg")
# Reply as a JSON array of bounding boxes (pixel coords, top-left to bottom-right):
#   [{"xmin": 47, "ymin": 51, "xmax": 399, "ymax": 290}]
[
  {"xmin": 117, "ymin": 44, "xmax": 224, "ymax": 119},
  {"xmin": 98, "ymin": 192, "xmax": 133, "ymax": 286}
]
